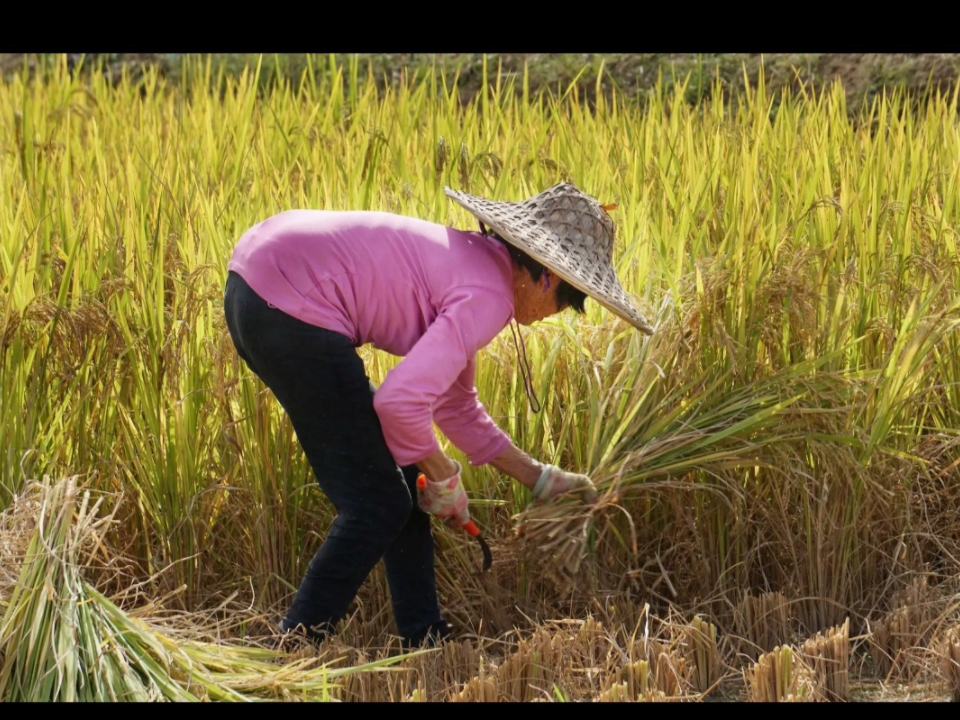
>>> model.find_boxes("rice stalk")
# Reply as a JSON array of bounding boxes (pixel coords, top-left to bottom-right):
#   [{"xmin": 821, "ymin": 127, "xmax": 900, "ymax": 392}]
[
  {"xmin": 799, "ymin": 618, "xmax": 851, "ymax": 701},
  {"xmin": 869, "ymin": 576, "xmax": 936, "ymax": 682},
  {"xmin": 493, "ymin": 630, "xmax": 565, "ymax": 702},
  {"xmin": 941, "ymin": 626, "xmax": 960, "ymax": 703},
  {"xmin": 597, "ymin": 678, "xmax": 668, "ymax": 702},
  {"xmin": 646, "ymin": 640, "xmax": 688, "ymax": 697},
  {"xmin": 735, "ymin": 590, "xmax": 793, "ymax": 661},
  {"xmin": 450, "ymin": 673, "xmax": 497, "ymax": 702},
  {"xmin": 686, "ymin": 615, "xmax": 721, "ymax": 695},
  {"xmin": 747, "ymin": 645, "xmax": 815, "ymax": 702}
]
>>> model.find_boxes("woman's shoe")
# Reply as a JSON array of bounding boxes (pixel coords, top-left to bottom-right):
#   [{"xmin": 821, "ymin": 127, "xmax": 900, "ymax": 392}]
[
  {"xmin": 269, "ymin": 618, "xmax": 329, "ymax": 651},
  {"xmin": 401, "ymin": 619, "xmax": 453, "ymax": 649}
]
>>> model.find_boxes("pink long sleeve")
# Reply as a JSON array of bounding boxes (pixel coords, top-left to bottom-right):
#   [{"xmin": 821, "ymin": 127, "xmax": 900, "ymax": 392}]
[
  {"xmin": 432, "ymin": 355, "xmax": 512, "ymax": 466},
  {"xmin": 372, "ymin": 286, "xmax": 514, "ymax": 466}
]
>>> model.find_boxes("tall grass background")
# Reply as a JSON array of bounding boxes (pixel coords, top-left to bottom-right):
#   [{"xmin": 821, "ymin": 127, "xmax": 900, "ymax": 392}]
[{"xmin": 2, "ymin": 55, "xmax": 960, "ymax": 697}]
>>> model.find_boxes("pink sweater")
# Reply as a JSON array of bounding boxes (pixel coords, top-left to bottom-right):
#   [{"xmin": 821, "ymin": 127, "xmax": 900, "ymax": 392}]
[{"xmin": 228, "ymin": 210, "xmax": 516, "ymax": 468}]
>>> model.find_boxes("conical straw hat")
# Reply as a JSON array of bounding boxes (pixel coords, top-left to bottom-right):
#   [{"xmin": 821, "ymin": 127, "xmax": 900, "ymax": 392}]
[{"xmin": 445, "ymin": 183, "xmax": 654, "ymax": 334}]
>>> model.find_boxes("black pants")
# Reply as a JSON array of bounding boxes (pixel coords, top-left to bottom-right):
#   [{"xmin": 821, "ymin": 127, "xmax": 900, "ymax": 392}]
[{"xmin": 223, "ymin": 271, "xmax": 447, "ymax": 645}]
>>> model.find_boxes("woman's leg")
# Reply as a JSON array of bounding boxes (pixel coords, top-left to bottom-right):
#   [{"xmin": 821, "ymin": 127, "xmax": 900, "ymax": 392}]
[
  {"xmin": 360, "ymin": 379, "xmax": 448, "ymax": 643},
  {"xmin": 224, "ymin": 272, "xmax": 446, "ymax": 644}
]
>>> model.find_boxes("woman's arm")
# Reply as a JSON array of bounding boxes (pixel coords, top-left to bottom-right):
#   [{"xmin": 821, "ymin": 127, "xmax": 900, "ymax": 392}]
[
  {"xmin": 417, "ymin": 443, "xmax": 543, "ymax": 489},
  {"xmin": 374, "ymin": 288, "xmax": 513, "ymax": 472},
  {"xmin": 488, "ymin": 444, "xmax": 545, "ymax": 490},
  {"xmin": 431, "ymin": 357, "xmax": 545, "ymax": 489}
]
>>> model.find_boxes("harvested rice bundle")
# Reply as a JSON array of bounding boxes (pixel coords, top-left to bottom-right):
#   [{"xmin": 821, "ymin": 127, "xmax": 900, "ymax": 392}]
[
  {"xmin": 510, "ymin": 359, "xmax": 804, "ymax": 596},
  {"xmin": 511, "ymin": 489, "xmax": 613, "ymax": 594},
  {"xmin": 0, "ymin": 476, "xmax": 424, "ymax": 702}
]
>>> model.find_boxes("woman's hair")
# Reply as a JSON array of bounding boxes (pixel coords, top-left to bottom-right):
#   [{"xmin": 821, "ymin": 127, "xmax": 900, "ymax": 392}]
[{"xmin": 487, "ymin": 230, "xmax": 588, "ymax": 314}]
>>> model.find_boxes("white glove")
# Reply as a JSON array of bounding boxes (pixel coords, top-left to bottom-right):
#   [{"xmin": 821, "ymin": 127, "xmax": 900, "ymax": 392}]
[
  {"xmin": 533, "ymin": 465, "xmax": 598, "ymax": 504},
  {"xmin": 416, "ymin": 461, "xmax": 471, "ymax": 529}
]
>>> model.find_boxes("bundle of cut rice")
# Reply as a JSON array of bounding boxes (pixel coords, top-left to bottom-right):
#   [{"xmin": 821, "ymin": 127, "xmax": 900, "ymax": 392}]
[{"xmin": 0, "ymin": 475, "xmax": 426, "ymax": 702}]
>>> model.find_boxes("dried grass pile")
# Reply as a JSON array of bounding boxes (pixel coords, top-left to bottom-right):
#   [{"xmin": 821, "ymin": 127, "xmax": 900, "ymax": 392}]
[{"xmin": 0, "ymin": 475, "xmax": 419, "ymax": 702}]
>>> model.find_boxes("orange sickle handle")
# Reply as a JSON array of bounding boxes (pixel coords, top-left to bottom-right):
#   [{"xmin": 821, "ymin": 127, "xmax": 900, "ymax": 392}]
[{"xmin": 416, "ymin": 474, "xmax": 491, "ymax": 571}]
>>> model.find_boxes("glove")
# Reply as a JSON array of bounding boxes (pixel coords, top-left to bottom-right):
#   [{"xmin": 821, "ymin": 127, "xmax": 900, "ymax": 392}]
[
  {"xmin": 533, "ymin": 465, "xmax": 598, "ymax": 505},
  {"xmin": 416, "ymin": 461, "xmax": 471, "ymax": 529}
]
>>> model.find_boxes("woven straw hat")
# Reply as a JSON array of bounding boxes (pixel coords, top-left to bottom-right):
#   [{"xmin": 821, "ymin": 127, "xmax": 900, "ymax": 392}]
[{"xmin": 445, "ymin": 183, "xmax": 654, "ymax": 334}]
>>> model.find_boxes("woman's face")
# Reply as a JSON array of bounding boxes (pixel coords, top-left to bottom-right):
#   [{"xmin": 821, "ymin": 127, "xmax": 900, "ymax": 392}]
[{"xmin": 512, "ymin": 266, "xmax": 565, "ymax": 325}]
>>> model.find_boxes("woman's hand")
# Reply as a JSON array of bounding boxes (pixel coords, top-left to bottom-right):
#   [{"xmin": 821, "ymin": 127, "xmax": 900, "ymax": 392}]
[
  {"xmin": 416, "ymin": 460, "xmax": 471, "ymax": 528},
  {"xmin": 533, "ymin": 465, "xmax": 598, "ymax": 504},
  {"xmin": 487, "ymin": 444, "xmax": 597, "ymax": 504}
]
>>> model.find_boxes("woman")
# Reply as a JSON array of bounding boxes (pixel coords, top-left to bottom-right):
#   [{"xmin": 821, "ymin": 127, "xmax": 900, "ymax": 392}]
[{"xmin": 223, "ymin": 182, "xmax": 654, "ymax": 649}]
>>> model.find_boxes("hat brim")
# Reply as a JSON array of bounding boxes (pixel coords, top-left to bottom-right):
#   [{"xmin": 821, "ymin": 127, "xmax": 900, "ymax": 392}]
[{"xmin": 446, "ymin": 187, "xmax": 655, "ymax": 334}]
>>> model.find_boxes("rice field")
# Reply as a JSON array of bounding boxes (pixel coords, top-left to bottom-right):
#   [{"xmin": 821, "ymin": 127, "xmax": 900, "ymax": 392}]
[{"xmin": 2, "ymin": 54, "xmax": 960, "ymax": 701}]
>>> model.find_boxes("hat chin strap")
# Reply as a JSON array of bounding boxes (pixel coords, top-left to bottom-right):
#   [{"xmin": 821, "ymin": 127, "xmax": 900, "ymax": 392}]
[{"xmin": 509, "ymin": 319, "xmax": 541, "ymax": 414}]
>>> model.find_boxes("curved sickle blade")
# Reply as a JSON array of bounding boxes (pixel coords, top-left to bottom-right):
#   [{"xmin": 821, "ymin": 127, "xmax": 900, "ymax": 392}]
[
  {"xmin": 476, "ymin": 534, "xmax": 492, "ymax": 573},
  {"xmin": 463, "ymin": 521, "xmax": 493, "ymax": 573}
]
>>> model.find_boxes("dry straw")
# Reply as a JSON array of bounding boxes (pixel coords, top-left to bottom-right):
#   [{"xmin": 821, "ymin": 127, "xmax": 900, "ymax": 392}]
[
  {"xmin": 869, "ymin": 577, "xmax": 935, "ymax": 682},
  {"xmin": 800, "ymin": 618, "xmax": 851, "ymax": 701},
  {"xmin": 942, "ymin": 627, "xmax": 960, "ymax": 702},
  {"xmin": 735, "ymin": 591, "xmax": 793, "ymax": 661},
  {"xmin": 747, "ymin": 645, "xmax": 816, "ymax": 702}
]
